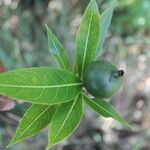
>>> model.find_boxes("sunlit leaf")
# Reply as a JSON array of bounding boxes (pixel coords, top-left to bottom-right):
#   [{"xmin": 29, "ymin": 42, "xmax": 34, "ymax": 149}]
[
  {"xmin": 46, "ymin": 25, "xmax": 70, "ymax": 70},
  {"xmin": 75, "ymin": 0, "xmax": 100, "ymax": 79},
  {"xmin": 7, "ymin": 104, "xmax": 57, "ymax": 147},
  {"xmin": 83, "ymin": 95, "xmax": 133, "ymax": 129},
  {"xmin": 47, "ymin": 94, "xmax": 84, "ymax": 149},
  {"xmin": 0, "ymin": 67, "xmax": 82, "ymax": 104}
]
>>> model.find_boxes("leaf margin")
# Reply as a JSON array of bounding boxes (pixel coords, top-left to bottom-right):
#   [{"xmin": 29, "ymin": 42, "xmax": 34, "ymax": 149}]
[
  {"xmin": 45, "ymin": 24, "xmax": 70, "ymax": 70},
  {"xmin": 6, "ymin": 104, "xmax": 58, "ymax": 148},
  {"xmin": 83, "ymin": 94, "xmax": 133, "ymax": 130},
  {"xmin": 96, "ymin": 0, "xmax": 117, "ymax": 56},
  {"xmin": 46, "ymin": 93, "xmax": 84, "ymax": 149},
  {"xmin": 0, "ymin": 67, "xmax": 82, "ymax": 105},
  {"xmin": 75, "ymin": 0, "xmax": 100, "ymax": 79}
]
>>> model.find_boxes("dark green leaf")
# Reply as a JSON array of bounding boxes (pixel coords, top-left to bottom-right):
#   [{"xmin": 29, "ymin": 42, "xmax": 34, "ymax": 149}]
[
  {"xmin": 75, "ymin": 0, "xmax": 100, "ymax": 79},
  {"xmin": 46, "ymin": 25, "xmax": 70, "ymax": 70},
  {"xmin": 7, "ymin": 104, "xmax": 57, "ymax": 147},
  {"xmin": 47, "ymin": 94, "xmax": 84, "ymax": 149},
  {"xmin": 96, "ymin": 0, "xmax": 117, "ymax": 56},
  {"xmin": 83, "ymin": 95, "xmax": 133, "ymax": 129},
  {"xmin": 0, "ymin": 67, "xmax": 82, "ymax": 104}
]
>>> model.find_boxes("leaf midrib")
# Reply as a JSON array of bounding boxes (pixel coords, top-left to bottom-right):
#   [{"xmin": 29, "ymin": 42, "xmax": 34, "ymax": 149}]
[
  {"xmin": 51, "ymin": 95, "xmax": 78, "ymax": 143},
  {"xmin": 50, "ymin": 35, "xmax": 67, "ymax": 69},
  {"xmin": 13, "ymin": 105, "xmax": 51, "ymax": 142},
  {"xmin": 0, "ymin": 82, "xmax": 82, "ymax": 88},
  {"xmin": 89, "ymin": 99, "xmax": 130, "ymax": 127},
  {"xmin": 81, "ymin": 3, "xmax": 94, "ymax": 78}
]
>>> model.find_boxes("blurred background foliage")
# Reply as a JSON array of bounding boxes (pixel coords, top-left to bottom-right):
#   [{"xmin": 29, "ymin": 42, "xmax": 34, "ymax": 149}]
[{"xmin": 0, "ymin": 0, "xmax": 150, "ymax": 150}]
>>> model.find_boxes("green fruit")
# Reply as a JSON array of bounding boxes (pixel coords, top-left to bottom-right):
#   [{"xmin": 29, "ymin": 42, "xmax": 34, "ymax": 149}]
[{"xmin": 83, "ymin": 60, "xmax": 124, "ymax": 99}]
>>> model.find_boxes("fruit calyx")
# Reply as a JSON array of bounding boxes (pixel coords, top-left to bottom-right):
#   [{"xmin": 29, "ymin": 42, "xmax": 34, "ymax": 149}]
[{"xmin": 112, "ymin": 70, "xmax": 124, "ymax": 78}]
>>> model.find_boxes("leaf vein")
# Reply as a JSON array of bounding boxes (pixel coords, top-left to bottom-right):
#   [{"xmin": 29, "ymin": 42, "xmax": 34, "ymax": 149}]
[
  {"xmin": 14, "ymin": 105, "xmax": 51, "ymax": 141},
  {"xmin": 50, "ymin": 36, "xmax": 66, "ymax": 69},
  {"xmin": 51, "ymin": 96, "xmax": 78, "ymax": 143},
  {"xmin": 81, "ymin": 3, "xmax": 94, "ymax": 78}
]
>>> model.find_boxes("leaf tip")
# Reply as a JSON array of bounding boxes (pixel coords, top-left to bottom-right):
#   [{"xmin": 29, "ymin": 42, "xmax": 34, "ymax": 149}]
[
  {"xmin": 45, "ymin": 24, "xmax": 50, "ymax": 33},
  {"xmin": 46, "ymin": 143, "xmax": 54, "ymax": 150},
  {"xmin": 113, "ymin": 0, "xmax": 118, "ymax": 6},
  {"xmin": 127, "ymin": 124, "xmax": 135, "ymax": 131},
  {"xmin": 45, "ymin": 24, "xmax": 52, "ymax": 35},
  {"xmin": 45, "ymin": 146, "xmax": 50, "ymax": 150},
  {"xmin": 90, "ymin": 0, "xmax": 96, "ymax": 3},
  {"xmin": 45, "ymin": 22, "xmax": 48, "ymax": 27},
  {"xmin": 6, "ymin": 135, "xmax": 23, "ymax": 148},
  {"xmin": 89, "ymin": 0, "xmax": 98, "ymax": 8},
  {"xmin": 6, "ymin": 141, "xmax": 14, "ymax": 148},
  {"xmin": 109, "ymin": 0, "xmax": 118, "ymax": 9},
  {"xmin": 121, "ymin": 120, "xmax": 134, "ymax": 131}
]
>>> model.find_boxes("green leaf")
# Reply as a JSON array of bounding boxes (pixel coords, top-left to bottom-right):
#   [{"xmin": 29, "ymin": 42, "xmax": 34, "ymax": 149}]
[
  {"xmin": 7, "ymin": 104, "xmax": 57, "ymax": 147},
  {"xmin": 0, "ymin": 67, "xmax": 82, "ymax": 104},
  {"xmin": 83, "ymin": 95, "xmax": 133, "ymax": 129},
  {"xmin": 75, "ymin": 0, "xmax": 100, "ymax": 79},
  {"xmin": 96, "ymin": 0, "xmax": 117, "ymax": 56},
  {"xmin": 47, "ymin": 93, "xmax": 84, "ymax": 149},
  {"xmin": 46, "ymin": 24, "xmax": 70, "ymax": 70}
]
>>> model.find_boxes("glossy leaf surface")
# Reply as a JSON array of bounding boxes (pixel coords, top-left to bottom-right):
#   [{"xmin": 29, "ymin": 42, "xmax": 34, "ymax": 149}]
[
  {"xmin": 83, "ymin": 95, "xmax": 132, "ymax": 129},
  {"xmin": 75, "ymin": 0, "xmax": 100, "ymax": 79},
  {"xmin": 0, "ymin": 67, "xmax": 82, "ymax": 104},
  {"xmin": 47, "ymin": 94, "xmax": 84, "ymax": 149},
  {"xmin": 46, "ymin": 25, "xmax": 70, "ymax": 70},
  {"xmin": 7, "ymin": 104, "xmax": 57, "ymax": 147}
]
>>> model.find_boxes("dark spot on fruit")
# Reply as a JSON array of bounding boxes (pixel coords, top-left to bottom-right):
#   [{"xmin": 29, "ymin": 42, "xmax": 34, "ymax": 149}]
[{"xmin": 117, "ymin": 70, "xmax": 124, "ymax": 77}]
